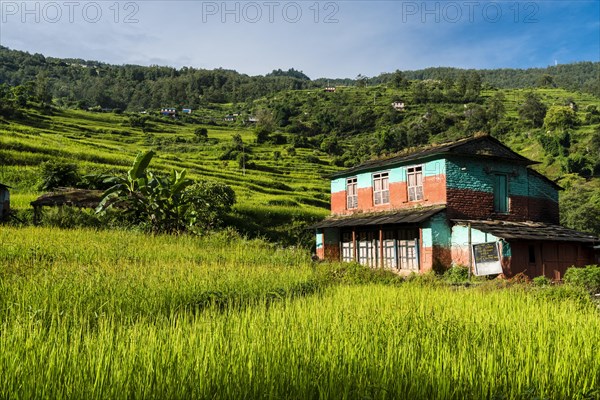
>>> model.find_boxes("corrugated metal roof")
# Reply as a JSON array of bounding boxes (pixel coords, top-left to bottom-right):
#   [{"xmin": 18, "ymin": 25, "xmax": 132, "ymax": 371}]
[
  {"xmin": 452, "ymin": 219, "xmax": 599, "ymax": 243},
  {"xmin": 330, "ymin": 136, "xmax": 536, "ymax": 179},
  {"xmin": 310, "ymin": 205, "xmax": 445, "ymax": 229}
]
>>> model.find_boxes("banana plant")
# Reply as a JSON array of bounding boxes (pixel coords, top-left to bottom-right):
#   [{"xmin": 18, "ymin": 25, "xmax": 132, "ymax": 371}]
[{"xmin": 96, "ymin": 150, "xmax": 192, "ymax": 233}]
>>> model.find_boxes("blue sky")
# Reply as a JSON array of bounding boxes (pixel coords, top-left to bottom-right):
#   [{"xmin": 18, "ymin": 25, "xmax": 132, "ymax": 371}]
[{"xmin": 0, "ymin": 1, "xmax": 598, "ymax": 78}]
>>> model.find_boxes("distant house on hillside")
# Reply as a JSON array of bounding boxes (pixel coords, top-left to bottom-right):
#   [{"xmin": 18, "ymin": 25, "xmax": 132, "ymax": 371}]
[
  {"xmin": 311, "ymin": 135, "xmax": 599, "ymax": 280},
  {"xmin": 392, "ymin": 101, "xmax": 405, "ymax": 111},
  {"xmin": 247, "ymin": 116, "xmax": 258, "ymax": 123},
  {"xmin": 324, "ymin": 87, "xmax": 336, "ymax": 92},
  {"xmin": 0, "ymin": 183, "xmax": 10, "ymax": 221},
  {"xmin": 161, "ymin": 108, "xmax": 177, "ymax": 117},
  {"xmin": 182, "ymin": 108, "xmax": 192, "ymax": 114},
  {"xmin": 224, "ymin": 114, "xmax": 236, "ymax": 122}
]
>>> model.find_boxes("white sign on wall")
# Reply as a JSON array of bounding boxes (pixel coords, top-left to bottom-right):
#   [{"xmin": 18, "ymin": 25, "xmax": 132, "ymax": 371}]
[{"xmin": 472, "ymin": 242, "xmax": 503, "ymax": 276}]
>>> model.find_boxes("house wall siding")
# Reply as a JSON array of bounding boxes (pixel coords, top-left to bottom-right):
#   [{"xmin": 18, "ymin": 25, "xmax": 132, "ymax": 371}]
[
  {"xmin": 316, "ymin": 228, "xmax": 340, "ymax": 261},
  {"xmin": 445, "ymin": 158, "xmax": 559, "ymax": 223},
  {"xmin": 331, "ymin": 158, "xmax": 446, "ymax": 215}
]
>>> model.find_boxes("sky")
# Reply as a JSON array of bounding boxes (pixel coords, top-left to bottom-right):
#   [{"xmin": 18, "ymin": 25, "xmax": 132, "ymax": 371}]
[{"xmin": 0, "ymin": 0, "xmax": 598, "ymax": 79}]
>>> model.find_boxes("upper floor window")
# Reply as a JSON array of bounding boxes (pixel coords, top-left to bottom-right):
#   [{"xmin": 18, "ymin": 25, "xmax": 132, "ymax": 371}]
[
  {"xmin": 373, "ymin": 172, "xmax": 389, "ymax": 205},
  {"xmin": 407, "ymin": 166, "xmax": 424, "ymax": 201},
  {"xmin": 346, "ymin": 177, "xmax": 358, "ymax": 209},
  {"xmin": 494, "ymin": 174, "xmax": 508, "ymax": 213}
]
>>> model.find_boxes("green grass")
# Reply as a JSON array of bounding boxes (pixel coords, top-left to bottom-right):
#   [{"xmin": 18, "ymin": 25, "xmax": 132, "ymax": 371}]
[{"xmin": 0, "ymin": 227, "xmax": 599, "ymax": 399}]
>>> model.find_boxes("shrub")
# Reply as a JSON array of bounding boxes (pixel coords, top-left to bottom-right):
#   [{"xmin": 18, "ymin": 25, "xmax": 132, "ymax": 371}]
[
  {"xmin": 564, "ymin": 265, "xmax": 600, "ymax": 294},
  {"xmin": 194, "ymin": 127, "xmax": 208, "ymax": 141},
  {"xmin": 39, "ymin": 160, "xmax": 80, "ymax": 190},
  {"xmin": 532, "ymin": 275, "xmax": 551, "ymax": 286},
  {"xmin": 444, "ymin": 265, "xmax": 469, "ymax": 283}
]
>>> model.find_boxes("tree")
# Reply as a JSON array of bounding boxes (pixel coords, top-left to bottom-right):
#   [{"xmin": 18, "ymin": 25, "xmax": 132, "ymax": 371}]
[
  {"xmin": 518, "ymin": 92, "xmax": 547, "ymax": 128},
  {"xmin": 391, "ymin": 70, "xmax": 407, "ymax": 89},
  {"xmin": 183, "ymin": 181, "xmax": 236, "ymax": 231},
  {"xmin": 544, "ymin": 106, "xmax": 577, "ymax": 131},
  {"xmin": 320, "ymin": 135, "xmax": 343, "ymax": 156},
  {"xmin": 356, "ymin": 74, "xmax": 368, "ymax": 88},
  {"xmin": 537, "ymin": 74, "xmax": 555, "ymax": 88},
  {"xmin": 485, "ymin": 92, "xmax": 506, "ymax": 123},
  {"xmin": 194, "ymin": 127, "xmax": 208, "ymax": 141},
  {"xmin": 34, "ymin": 72, "xmax": 52, "ymax": 106},
  {"xmin": 129, "ymin": 115, "xmax": 148, "ymax": 132},
  {"xmin": 560, "ymin": 184, "xmax": 600, "ymax": 236},
  {"xmin": 464, "ymin": 104, "xmax": 489, "ymax": 133}
]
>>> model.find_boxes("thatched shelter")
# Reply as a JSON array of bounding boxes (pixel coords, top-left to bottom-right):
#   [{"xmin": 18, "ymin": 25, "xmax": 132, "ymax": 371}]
[{"xmin": 30, "ymin": 188, "xmax": 104, "ymax": 224}]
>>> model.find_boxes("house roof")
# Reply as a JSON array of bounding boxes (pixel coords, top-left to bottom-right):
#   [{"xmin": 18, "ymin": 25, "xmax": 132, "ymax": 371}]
[
  {"xmin": 330, "ymin": 135, "xmax": 536, "ymax": 179},
  {"xmin": 452, "ymin": 219, "xmax": 599, "ymax": 244},
  {"xmin": 31, "ymin": 188, "xmax": 104, "ymax": 209},
  {"xmin": 0, "ymin": 183, "xmax": 11, "ymax": 189},
  {"xmin": 310, "ymin": 205, "xmax": 445, "ymax": 229}
]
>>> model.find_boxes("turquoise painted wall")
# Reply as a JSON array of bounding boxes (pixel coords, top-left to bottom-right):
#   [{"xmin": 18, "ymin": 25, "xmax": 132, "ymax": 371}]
[
  {"xmin": 357, "ymin": 173, "xmax": 372, "ymax": 189},
  {"xmin": 422, "ymin": 212, "xmax": 451, "ymax": 247},
  {"xmin": 324, "ymin": 228, "xmax": 340, "ymax": 245},
  {"xmin": 528, "ymin": 171, "xmax": 559, "ymax": 202},
  {"xmin": 451, "ymin": 225, "xmax": 498, "ymax": 247},
  {"xmin": 335, "ymin": 158, "xmax": 446, "ymax": 193},
  {"xmin": 331, "ymin": 178, "xmax": 345, "ymax": 193},
  {"xmin": 446, "ymin": 158, "xmax": 529, "ymax": 196},
  {"xmin": 316, "ymin": 229, "xmax": 323, "ymax": 249},
  {"xmin": 333, "ymin": 155, "xmax": 557, "ymax": 203}
]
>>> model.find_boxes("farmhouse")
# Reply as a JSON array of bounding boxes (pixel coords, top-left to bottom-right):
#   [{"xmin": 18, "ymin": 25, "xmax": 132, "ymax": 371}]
[
  {"xmin": 391, "ymin": 101, "xmax": 405, "ymax": 111},
  {"xmin": 161, "ymin": 108, "xmax": 177, "ymax": 117},
  {"xmin": 313, "ymin": 135, "xmax": 599, "ymax": 279},
  {"xmin": 0, "ymin": 183, "xmax": 10, "ymax": 220}
]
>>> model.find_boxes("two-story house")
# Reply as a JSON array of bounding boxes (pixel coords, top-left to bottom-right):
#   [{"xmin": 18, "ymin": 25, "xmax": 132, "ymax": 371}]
[{"xmin": 313, "ymin": 136, "xmax": 598, "ymax": 279}]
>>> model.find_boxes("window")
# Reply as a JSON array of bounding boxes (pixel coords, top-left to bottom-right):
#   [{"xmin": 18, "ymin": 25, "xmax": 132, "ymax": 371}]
[
  {"xmin": 398, "ymin": 229, "xmax": 419, "ymax": 271},
  {"xmin": 494, "ymin": 174, "xmax": 508, "ymax": 213},
  {"xmin": 373, "ymin": 172, "xmax": 389, "ymax": 205},
  {"xmin": 407, "ymin": 166, "xmax": 424, "ymax": 201},
  {"xmin": 346, "ymin": 177, "xmax": 358, "ymax": 209},
  {"xmin": 341, "ymin": 231, "xmax": 354, "ymax": 262}
]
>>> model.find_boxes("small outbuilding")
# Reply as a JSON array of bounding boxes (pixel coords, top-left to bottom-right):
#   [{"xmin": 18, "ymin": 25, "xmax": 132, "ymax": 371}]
[
  {"xmin": 0, "ymin": 183, "xmax": 10, "ymax": 220},
  {"xmin": 30, "ymin": 188, "xmax": 104, "ymax": 224}
]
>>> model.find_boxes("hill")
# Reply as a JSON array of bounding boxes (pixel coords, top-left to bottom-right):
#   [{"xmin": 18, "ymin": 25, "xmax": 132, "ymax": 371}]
[
  {"xmin": 0, "ymin": 47, "xmax": 599, "ymax": 240},
  {"xmin": 1, "ymin": 46, "xmax": 598, "ymax": 110}
]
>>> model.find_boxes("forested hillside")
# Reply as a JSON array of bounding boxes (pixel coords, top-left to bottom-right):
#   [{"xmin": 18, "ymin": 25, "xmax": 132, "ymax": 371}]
[
  {"xmin": 1, "ymin": 46, "xmax": 599, "ymax": 240},
  {"xmin": 1, "ymin": 46, "xmax": 598, "ymax": 110}
]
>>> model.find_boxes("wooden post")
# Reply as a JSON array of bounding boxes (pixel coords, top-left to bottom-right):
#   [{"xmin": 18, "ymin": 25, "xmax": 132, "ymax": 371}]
[
  {"xmin": 379, "ymin": 227, "xmax": 384, "ymax": 269},
  {"xmin": 468, "ymin": 223, "xmax": 472, "ymax": 280},
  {"xmin": 33, "ymin": 206, "xmax": 37, "ymax": 225},
  {"xmin": 352, "ymin": 228, "xmax": 357, "ymax": 262}
]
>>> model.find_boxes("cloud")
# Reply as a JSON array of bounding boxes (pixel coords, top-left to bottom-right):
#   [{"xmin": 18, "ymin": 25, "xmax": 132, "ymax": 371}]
[{"xmin": 0, "ymin": 0, "xmax": 597, "ymax": 77}]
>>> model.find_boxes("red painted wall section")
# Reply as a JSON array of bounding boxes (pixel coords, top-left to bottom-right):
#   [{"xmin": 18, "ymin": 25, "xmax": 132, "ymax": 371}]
[
  {"xmin": 316, "ymin": 247, "xmax": 324, "ymax": 259},
  {"xmin": 335, "ymin": 175, "xmax": 446, "ymax": 214},
  {"xmin": 451, "ymin": 246, "xmax": 471, "ymax": 267},
  {"xmin": 357, "ymin": 187, "xmax": 373, "ymax": 211},
  {"xmin": 323, "ymin": 244, "xmax": 340, "ymax": 261},
  {"xmin": 432, "ymin": 246, "xmax": 452, "ymax": 271},
  {"xmin": 420, "ymin": 247, "xmax": 433, "ymax": 272},
  {"xmin": 389, "ymin": 181, "xmax": 407, "ymax": 206},
  {"xmin": 331, "ymin": 191, "xmax": 346, "ymax": 214}
]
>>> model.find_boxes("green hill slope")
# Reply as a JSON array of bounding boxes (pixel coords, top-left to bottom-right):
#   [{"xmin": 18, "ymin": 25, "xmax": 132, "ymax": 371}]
[{"xmin": 1, "ymin": 48, "xmax": 599, "ymax": 240}]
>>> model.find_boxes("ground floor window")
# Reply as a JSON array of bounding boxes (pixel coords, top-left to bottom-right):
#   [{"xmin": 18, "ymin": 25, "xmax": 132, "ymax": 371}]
[
  {"xmin": 341, "ymin": 232, "xmax": 354, "ymax": 262},
  {"xmin": 340, "ymin": 228, "xmax": 419, "ymax": 271}
]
